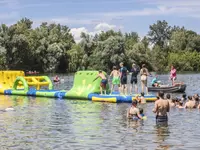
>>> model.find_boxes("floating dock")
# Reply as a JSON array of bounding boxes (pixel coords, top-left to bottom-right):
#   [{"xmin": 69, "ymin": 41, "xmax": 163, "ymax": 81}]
[{"xmin": 0, "ymin": 71, "xmax": 157, "ymax": 103}]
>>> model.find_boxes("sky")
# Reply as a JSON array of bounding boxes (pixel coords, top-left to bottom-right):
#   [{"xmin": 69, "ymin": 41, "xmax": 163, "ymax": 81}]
[{"xmin": 1, "ymin": 0, "xmax": 200, "ymax": 42}]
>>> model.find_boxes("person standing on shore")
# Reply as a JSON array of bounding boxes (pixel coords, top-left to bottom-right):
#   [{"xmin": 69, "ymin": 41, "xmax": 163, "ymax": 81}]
[{"xmin": 153, "ymin": 91, "xmax": 170, "ymax": 125}]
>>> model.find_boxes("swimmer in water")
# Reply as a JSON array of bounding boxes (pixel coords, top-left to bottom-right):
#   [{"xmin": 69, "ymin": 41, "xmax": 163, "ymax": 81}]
[
  {"xmin": 177, "ymin": 101, "xmax": 184, "ymax": 109},
  {"xmin": 184, "ymin": 96, "xmax": 196, "ymax": 109},
  {"xmin": 127, "ymin": 100, "xmax": 143, "ymax": 120},
  {"xmin": 94, "ymin": 71, "xmax": 107, "ymax": 95},
  {"xmin": 140, "ymin": 92, "xmax": 146, "ymax": 104},
  {"xmin": 139, "ymin": 108, "xmax": 144, "ymax": 117},
  {"xmin": 170, "ymin": 98, "xmax": 176, "ymax": 107},
  {"xmin": 54, "ymin": 75, "xmax": 60, "ymax": 82},
  {"xmin": 153, "ymin": 91, "xmax": 170, "ymax": 125},
  {"xmin": 181, "ymin": 94, "xmax": 187, "ymax": 102}
]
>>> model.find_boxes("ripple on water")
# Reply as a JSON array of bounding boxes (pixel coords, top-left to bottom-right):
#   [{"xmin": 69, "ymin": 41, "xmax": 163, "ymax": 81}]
[{"xmin": 0, "ymin": 74, "xmax": 200, "ymax": 149}]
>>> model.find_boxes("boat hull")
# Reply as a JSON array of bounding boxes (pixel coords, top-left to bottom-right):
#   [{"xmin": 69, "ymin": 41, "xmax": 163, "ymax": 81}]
[{"xmin": 148, "ymin": 84, "xmax": 186, "ymax": 93}]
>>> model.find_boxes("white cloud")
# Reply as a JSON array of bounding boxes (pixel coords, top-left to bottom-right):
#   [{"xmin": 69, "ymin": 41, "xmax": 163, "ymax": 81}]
[
  {"xmin": 70, "ymin": 22, "xmax": 122, "ymax": 43},
  {"xmin": 70, "ymin": 27, "xmax": 88, "ymax": 43},
  {"xmin": 94, "ymin": 22, "xmax": 116, "ymax": 31},
  {"xmin": 32, "ymin": 17, "xmax": 106, "ymax": 28}
]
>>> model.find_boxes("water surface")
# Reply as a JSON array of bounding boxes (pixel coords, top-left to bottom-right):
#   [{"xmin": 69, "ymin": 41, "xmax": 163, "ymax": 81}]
[{"xmin": 0, "ymin": 73, "xmax": 200, "ymax": 149}]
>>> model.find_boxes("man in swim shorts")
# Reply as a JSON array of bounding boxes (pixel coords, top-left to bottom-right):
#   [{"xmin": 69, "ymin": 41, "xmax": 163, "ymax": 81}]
[
  {"xmin": 94, "ymin": 71, "xmax": 107, "ymax": 95},
  {"xmin": 110, "ymin": 66, "xmax": 120, "ymax": 94},
  {"xmin": 153, "ymin": 91, "xmax": 170, "ymax": 125},
  {"xmin": 120, "ymin": 62, "xmax": 128, "ymax": 95},
  {"xmin": 129, "ymin": 63, "xmax": 139, "ymax": 94}
]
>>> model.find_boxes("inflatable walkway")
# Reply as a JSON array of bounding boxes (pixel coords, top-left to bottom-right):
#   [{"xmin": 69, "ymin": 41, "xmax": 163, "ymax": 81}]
[{"xmin": 0, "ymin": 71, "xmax": 157, "ymax": 103}]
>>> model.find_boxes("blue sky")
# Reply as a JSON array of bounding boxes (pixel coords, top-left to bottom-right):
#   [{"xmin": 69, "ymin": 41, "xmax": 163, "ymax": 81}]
[{"xmin": 1, "ymin": 0, "xmax": 200, "ymax": 42}]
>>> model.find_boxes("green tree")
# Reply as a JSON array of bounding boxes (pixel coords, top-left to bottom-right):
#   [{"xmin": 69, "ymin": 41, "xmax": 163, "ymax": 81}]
[
  {"xmin": 90, "ymin": 36, "xmax": 126, "ymax": 72},
  {"xmin": 148, "ymin": 20, "xmax": 171, "ymax": 49}
]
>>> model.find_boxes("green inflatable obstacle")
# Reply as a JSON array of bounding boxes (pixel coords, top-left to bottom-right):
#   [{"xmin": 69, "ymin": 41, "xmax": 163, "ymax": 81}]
[{"xmin": 66, "ymin": 71, "xmax": 109, "ymax": 99}]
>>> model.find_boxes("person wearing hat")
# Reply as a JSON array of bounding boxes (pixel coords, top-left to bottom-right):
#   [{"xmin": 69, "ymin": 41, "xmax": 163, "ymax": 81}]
[
  {"xmin": 129, "ymin": 63, "xmax": 140, "ymax": 94},
  {"xmin": 127, "ymin": 100, "xmax": 143, "ymax": 120}
]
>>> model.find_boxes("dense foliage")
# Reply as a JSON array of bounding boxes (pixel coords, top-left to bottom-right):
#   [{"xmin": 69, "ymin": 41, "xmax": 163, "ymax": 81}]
[{"xmin": 1, "ymin": 18, "xmax": 200, "ymax": 73}]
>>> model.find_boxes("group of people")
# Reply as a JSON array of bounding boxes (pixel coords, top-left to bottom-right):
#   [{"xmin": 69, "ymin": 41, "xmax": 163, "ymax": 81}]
[
  {"xmin": 96, "ymin": 62, "xmax": 180, "ymax": 95},
  {"xmin": 127, "ymin": 92, "xmax": 200, "ymax": 125},
  {"xmin": 96, "ymin": 62, "xmax": 151, "ymax": 95}
]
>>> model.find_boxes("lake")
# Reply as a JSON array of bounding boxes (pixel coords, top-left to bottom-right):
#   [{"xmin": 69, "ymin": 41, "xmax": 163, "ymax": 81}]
[{"xmin": 0, "ymin": 73, "xmax": 200, "ymax": 149}]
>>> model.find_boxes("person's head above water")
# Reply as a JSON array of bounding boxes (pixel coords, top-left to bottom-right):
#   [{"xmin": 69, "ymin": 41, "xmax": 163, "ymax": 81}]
[
  {"xmin": 179, "ymin": 101, "xmax": 183, "ymax": 106},
  {"xmin": 139, "ymin": 108, "xmax": 143, "ymax": 114},
  {"xmin": 141, "ymin": 92, "xmax": 145, "ymax": 97},
  {"xmin": 158, "ymin": 91, "xmax": 164, "ymax": 99},
  {"xmin": 132, "ymin": 100, "xmax": 138, "ymax": 107},
  {"xmin": 175, "ymin": 97, "xmax": 179, "ymax": 102},
  {"xmin": 166, "ymin": 93, "xmax": 171, "ymax": 99},
  {"xmin": 182, "ymin": 94, "xmax": 187, "ymax": 99},
  {"xmin": 188, "ymin": 96, "xmax": 192, "ymax": 100},
  {"xmin": 172, "ymin": 98, "xmax": 176, "ymax": 103}
]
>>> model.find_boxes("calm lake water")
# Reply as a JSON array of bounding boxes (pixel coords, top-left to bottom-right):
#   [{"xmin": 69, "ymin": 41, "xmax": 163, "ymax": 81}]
[{"xmin": 0, "ymin": 73, "xmax": 200, "ymax": 149}]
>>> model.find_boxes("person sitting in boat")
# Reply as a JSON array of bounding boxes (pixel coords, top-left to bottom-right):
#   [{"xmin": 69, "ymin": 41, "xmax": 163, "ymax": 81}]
[
  {"xmin": 151, "ymin": 75, "xmax": 159, "ymax": 87},
  {"xmin": 53, "ymin": 75, "xmax": 60, "ymax": 82}
]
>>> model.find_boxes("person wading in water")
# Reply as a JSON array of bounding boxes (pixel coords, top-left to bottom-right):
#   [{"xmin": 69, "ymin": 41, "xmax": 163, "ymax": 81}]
[{"xmin": 153, "ymin": 91, "xmax": 170, "ymax": 125}]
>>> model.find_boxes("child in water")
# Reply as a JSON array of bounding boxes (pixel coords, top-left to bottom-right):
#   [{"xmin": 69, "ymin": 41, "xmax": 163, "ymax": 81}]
[
  {"xmin": 94, "ymin": 71, "xmax": 107, "ymax": 95},
  {"xmin": 135, "ymin": 92, "xmax": 146, "ymax": 104},
  {"xmin": 110, "ymin": 66, "xmax": 120, "ymax": 94},
  {"xmin": 139, "ymin": 108, "xmax": 147, "ymax": 120},
  {"xmin": 140, "ymin": 92, "xmax": 146, "ymax": 104},
  {"xmin": 178, "ymin": 101, "xmax": 184, "ymax": 109},
  {"xmin": 181, "ymin": 94, "xmax": 187, "ymax": 101}
]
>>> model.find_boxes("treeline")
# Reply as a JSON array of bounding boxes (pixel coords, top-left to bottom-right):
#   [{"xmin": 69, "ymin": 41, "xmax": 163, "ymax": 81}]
[{"xmin": 0, "ymin": 18, "xmax": 200, "ymax": 73}]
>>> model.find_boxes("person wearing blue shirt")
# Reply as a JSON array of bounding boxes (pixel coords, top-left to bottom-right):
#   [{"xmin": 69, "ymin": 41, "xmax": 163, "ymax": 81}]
[{"xmin": 151, "ymin": 75, "xmax": 159, "ymax": 87}]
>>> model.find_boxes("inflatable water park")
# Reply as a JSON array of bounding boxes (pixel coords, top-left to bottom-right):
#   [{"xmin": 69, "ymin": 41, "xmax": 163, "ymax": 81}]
[{"xmin": 0, "ymin": 71, "xmax": 157, "ymax": 103}]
